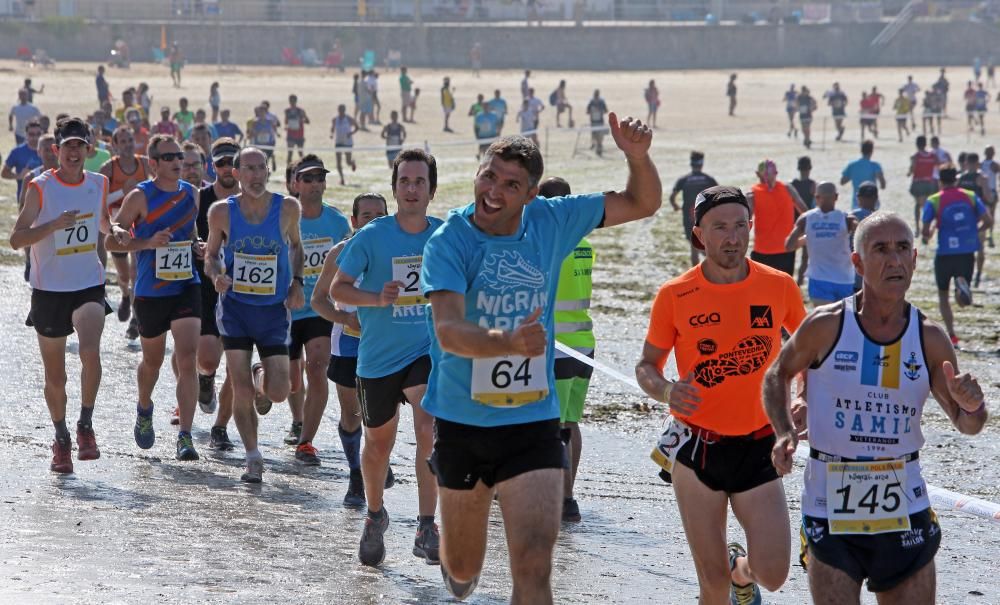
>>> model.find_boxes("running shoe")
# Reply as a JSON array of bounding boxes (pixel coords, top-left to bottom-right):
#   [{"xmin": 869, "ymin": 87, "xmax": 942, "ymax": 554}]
[
  {"xmin": 975, "ymin": 272, "xmax": 982, "ymax": 289},
  {"xmin": 170, "ymin": 406, "xmax": 180, "ymax": 426},
  {"xmin": 50, "ymin": 438, "xmax": 73, "ymax": 474},
  {"xmin": 117, "ymin": 294, "xmax": 131, "ymax": 322},
  {"xmin": 294, "ymin": 441, "xmax": 321, "ymax": 466},
  {"xmin": 728, "ymin": 542, "xmax": 762, "ymax": 605},
  {"xmin": 562, "ymin": 497, "xmax": 582, "ymax": 523},
  {"xmin": 251, "ymin": 363, "xmax": 272, "ymax": 415},
  {"xmin": 134, "ymin": 409, "xmax": 155, "ymax": 450},
  {"xmin": 385, "ymin": 465, "xmax": 395, "ymax": 489},
  {"xmin": 76, "ymin": 422, "xmax": 100, "ymax": 461},
  {"xmin": 241, "ymin": 457, "xmax": 264, "ymax": 483},
  {"xmin": 125, "ymin": 316, "xmax": 140, "ymax": 341},
  {"xmin": 413, "ymin": 522, "xmax": 441, "ymax": 564},
  {"xmin": 197, "ymin": 374, "xmax": 217, "ymax": 414},
  {"xmin": 955, "ymin": 276, "xmax": 973, "ymax": 307},
  {"xmin": 359, "ymin": 508, "xmax": 390, "ymax": 567},
  {"xmin": 209, "ymin": 426, "xmax": 235, "ymax": 451},
  {"xmin": 283, "ymin": 421, "xmax": 302, "ymax": 446},
  {"xmin": 344, "ymin": 468, "xmax": 365, "ymax": 507},
  {"xmin": 176, "ymin": 432, "xmax": 200, "ymax": 461},
  {"xmin": 441, "ymin": 565, "xmax": 478, "ymax": 601}
]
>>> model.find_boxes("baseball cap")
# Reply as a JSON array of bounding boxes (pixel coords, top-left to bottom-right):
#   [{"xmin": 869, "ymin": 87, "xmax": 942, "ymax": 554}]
[
  {"xmin": 857, "ymin": 181, "xmax": 879, "ymax": 199},
  {"xmin": 295, "ymin": 158, "xmax": 330, "ymax": 175},
  {"xmin": 691, "ymin": 185, "xmax": 751, "ymax": 250},
  {"xmin": 211, "ymin": 141, "xmax": 240, "ymax": 163},
  {"xmin": 55, "ymin": 118, "xmax": 91, "ymax": 145}
]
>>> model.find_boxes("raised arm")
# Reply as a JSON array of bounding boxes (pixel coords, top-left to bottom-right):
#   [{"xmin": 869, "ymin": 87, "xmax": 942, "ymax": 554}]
[{"xmin": 601, "ymin": 112, "xmax": 662, "ymax": 228}]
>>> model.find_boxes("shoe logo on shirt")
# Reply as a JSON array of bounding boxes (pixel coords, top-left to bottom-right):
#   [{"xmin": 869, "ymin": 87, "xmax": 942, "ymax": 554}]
[
  {"xmin": 692, "ymin": 335, "xmax": 772, "ymax": 388},
  {"xmin": 482, "ymin": 250, "xmax": 544, "ymax": 292},
  {"xmin": 749, "ymin": 305, "xmax": 773, "ymax": 329},
  {"xmin": 903, "ymin": 352, "xmax": 922, "ymax": 381}
]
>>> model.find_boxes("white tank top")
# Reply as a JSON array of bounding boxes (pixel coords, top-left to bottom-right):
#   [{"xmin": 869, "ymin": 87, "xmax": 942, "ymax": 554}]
[
  {"xmin": 333, "ymin": 116, "xmax": 353, "ymax": 145},
  {"xmin": 804, "ymin": 208, "xmax": 854, "ymax": 285},
  {"xmin": 803, "ymin": 295, "xmax": 931, "ymax": 520},
  {"xmin": 29, "ymin": 169, "xmax": 107, "ymax": 292},
  {"xmin": 980, "ymin": 161, "xmax": 998, "ymax": 193}
]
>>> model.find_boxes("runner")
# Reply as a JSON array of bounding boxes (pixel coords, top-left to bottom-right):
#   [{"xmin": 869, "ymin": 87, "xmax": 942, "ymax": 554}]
[
  {"xmin": 638, "ymin": 185, "xmax": 805, "ymax": 605},
  {"xmin": 964, "ymin": 80, "xmax": 977, "ymax": 133},
  {"xmin": 956, "ymin": 153, "xmax": 994, "ymax": 287},
  {"xmin": 527, "ymin": 87, "xmax": 546, "ymax": 131},
  {"xmin": 859, "ymin": 89, "xmax": 882, "ymax": 139},
  {"xmin": 105, "ymin": 134, "xmax": 202, "ymax": 460},
  {"xmin": 99, "ymin": 126, "xmax": 151, "ymax": 333},
  {"xmin": 784, "ymin": 182, "xmax": 859, "ymax": 306},
  {"xmin": 96, "ymin": 65, "xmax": 110, "ymax": 106},
  {"xmin": 173, "ymin": 98, "xmax": 195, "ymax": 139},
  {"xmin": 399, "ymin": 67, "xmax": 414, "ymax": 123},
  {"xmin": 473, "ymin": 103, "xmax": 500, "ymax": 160},
  {"xmin": 539, "ymin": 176, "xmax": 595, "ymax": 524},
  {"xmin": 930, "ymin": 136, "xmax": 952, "ymax": 178},
  {"xmin": 791, "ymin": 155, "xmax": 817, "ymax": 286},
  {"xmin": 441, "ymin": 77, "xmax": 456, "ymax": 133},
  {"xmin": 209, "ymin": 82, "xmax": 221, "ymax": 123},
  {"xmin": 840, "ymin": 140, "xmax": 886, "ymax": 209},
  {"xmin": 469, "ymin": 42, "xmax": 482, "ymax": 77},
  {"xmin": 516, "ymin": 99, "xmax": 538, "ymax": 145},
  {"xmin": 488, "ymin": 90, "xmax": 508, "ymax": 134},
  {"xmin": 783, "ymin": 84, "xmax": 798, "ymax": 139},
  {"xmin": 8, "ymin": 88, "xmax": 42, "ymax": 145},
  {"xmin": 747, "ymin": 159, "xmax": 808, "ymax": 276},
  {"xmin": 552, "ymin": 80, "xmax": 574, "ymax": 128},
  {"xmin": 980, "ymin": 145, "xmax": 998, "ymax": 247},
  {"xmin": 797, "ymin": 86, "xmax": 817, "ymax": 149},
  {"xmin": 825, "ymin": 82, "xmax": 847, "ymax": 141},
  {"xmin": 521, "ymin": 69, "xmax": 531, "ymax": 100},
  {"xmin": 278, "ymin": 156, "xmax": 350, "ymax": 464},
  {"xmin": 10, "ymin": 117, "xmax": 113, "ymax": 474},
  {"xmin": 974, "ymin": 81, "xmax": 988, "ymax": 136},
  {"xmin": 585, "ymin": 90, "xmax": 609, "ymax": 157},
  {"xmin": 18, "ymin": 133, "xmax": 59, "ymax": 210},
  {"xmin": 921, "ymin": 167, "xmax": 992, "ymax": 347},
  {"xmin": 203, "ymin": 147, "xmax": 305, "ymax": 483},
  {"xmin": 3, "ymin": 117, "xmax": 43, "ymax": 207},
  {"xmin": 893, "ymin": 88, "xmax": 912, "ymax": 142},
  {"xmin": 381, "ymin": 111, "xmax": 406, "ymax": 168},
  {"xmin": 645, "ymin": 79, "xmax": 660, "ymax": 128},
  {"xmin": 727, "ymin": 73, "xmax": 738, "ymax": 116},
  {"xmin": 249, "ymin": 105, "xmax": 279, "ymax": 170},
  {"xmin": 285, "ymin": 94, "xmax": 310, "ymax": 166},
  {"xmin": 329, "ymin": 148, "xmax": 442, "ymax": 566},
  {"xmin": 330, "ymin": 104, "xmax": 358, "ymax": 186},
  {"xmin": 907, "ymin": 135, "xmax": 939, "ymax": 232},
  {"xmin": 422, "ymin": 118, "xmax": 660, "ymax": 602},
  {"xmin": 764, "ymin": 211, "xmax": 988, "ymax": 605},
  {"xmin": 902, "ymin": 75, "xmax": 920, "ymax": 129},
  {"xmin": 152, "ymin": 107, "xmax": 181, "ymax": 139},
  {"xmin": 921, "ymin": 89, "xmax": 937, "ymax": 135},
  {"xmin": 169, "ymin": 42, "xmax": 183, "ymax": 88},
  {"xmin": 669, "ymin": 150, "xmax": 718, "ymax": 267},
  {"xmin": 934, "ymin": 68, "xmax": 950, "ymax": 117},
  {"xmin": 213, "ymin": 109, "xmax": 244, "ymax": 143}
]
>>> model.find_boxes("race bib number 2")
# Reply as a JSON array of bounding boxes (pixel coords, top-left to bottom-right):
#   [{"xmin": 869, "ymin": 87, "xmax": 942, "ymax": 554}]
[
  {"xmin": 233, "ymin": 252, "xmax": 277, "ymax": 295},
  {"xmin": 55, "ymin": 213, "xmax": 97, "ymax": 256},
  {"xmin": 825, "ymin": 460, "xmax": 910, "ymax": 535},
  {"xmin": 471, "ymin": 355, "xmax": 547, "ymax": 407},
  {"xmin": 392, "ymin": 255, "xmax": 426, "ymax": 306},
  {"xmin": 155, "ymin": 240, "xmax": 193, "ymax": 281},
  {"xmin": 650, "ymin": 419, "xmax": 693, "ymax": 475}
]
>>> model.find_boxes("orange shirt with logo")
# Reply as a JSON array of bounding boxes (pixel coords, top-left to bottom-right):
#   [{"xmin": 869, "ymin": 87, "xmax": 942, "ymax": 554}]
[
  {"xmin": 645, "ymin": 260, "xmax": 806, "ymax": 435},
  {"xmin": 751, "ymin": 181, "xmax": 797, "ymax": 255}
]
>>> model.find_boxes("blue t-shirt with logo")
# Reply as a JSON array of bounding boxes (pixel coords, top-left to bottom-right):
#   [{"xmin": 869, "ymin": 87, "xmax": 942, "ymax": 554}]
[
  {"xmin": 294, "ymin": 204, "xmax": 351, "ymax": 321},
  {"xmin": 4, "ymin": 143, "xmax": 42, "ymax": 200},
  {"xmin": 421, "ymin": 193, "xmax": 605, "ymax": 427},
  {"xmin": 213, "ymin": 121, "xmax": 244, "ymax": 140},
  {"xmin": 841, "ymin": 157, "xmax": 882, "ymax": 208},
  {"xmin": 922, "ymin": 188, "xmax": 988, "ymax": 255},
  {"xmin": 474, "ymin": 111, "xmax": 500, "ymax": 139},
  {"xmin": 336, "ymin": 214, "xmax": 444, "ymax": 378}
]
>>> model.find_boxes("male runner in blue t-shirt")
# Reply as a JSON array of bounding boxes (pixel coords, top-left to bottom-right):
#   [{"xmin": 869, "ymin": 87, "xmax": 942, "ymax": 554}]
[{"xmin": 421, "ymin": 115, "xmax": 661, "ymax": 602}]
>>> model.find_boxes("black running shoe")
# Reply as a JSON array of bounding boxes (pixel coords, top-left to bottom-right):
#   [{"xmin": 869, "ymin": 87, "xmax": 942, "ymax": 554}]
[
  {"xmin": 344, "ymin": 468, "xmax": 365, "ymax": 507},
  {"xmin": 209, "ymin": 426, "xmax": 235, "ymax": 451}
]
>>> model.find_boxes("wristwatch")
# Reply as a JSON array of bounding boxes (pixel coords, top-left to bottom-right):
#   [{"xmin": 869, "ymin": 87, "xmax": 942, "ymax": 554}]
[{"xmin": 293, "ymin": 276, "xmax": 305, "ymax": 286}]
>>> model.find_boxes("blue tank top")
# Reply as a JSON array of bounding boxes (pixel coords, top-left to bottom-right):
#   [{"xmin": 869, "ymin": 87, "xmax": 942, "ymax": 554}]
[
  {"xmin": 133, "ymin": 179, "xmax": 201, "ymax": 297},
  {"xmin": 223, "ymin": 193, "xmax": 290, "ymax": 306},
  {"xmin": 294, "ymin": 204, "xmax": 351, "ymax": 321}
]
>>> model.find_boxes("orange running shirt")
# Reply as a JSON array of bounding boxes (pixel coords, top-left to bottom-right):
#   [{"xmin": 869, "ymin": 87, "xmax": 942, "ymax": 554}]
[
  {"xmin": 645, "ymin": 260, "xmax": 806, "ymax": 435},
  {"xmin": 750, "ymin": 181, "xmax": 797, "ymax": 255}
]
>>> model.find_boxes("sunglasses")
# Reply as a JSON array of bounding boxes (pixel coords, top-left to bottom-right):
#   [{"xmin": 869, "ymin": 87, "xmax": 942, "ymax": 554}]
[
  {"xmin": 155, "ymin": 152, "xmax": 184, "ymax": 162},
  {"xmin": 297, "ymin": 173, "xmax": 325, "ymax": 183},
  {"xmin": 214, "ymin": 158, "xmax": 234, "ymax": 168}
]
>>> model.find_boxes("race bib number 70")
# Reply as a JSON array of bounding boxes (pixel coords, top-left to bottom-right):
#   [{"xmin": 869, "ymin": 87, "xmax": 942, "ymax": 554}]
[
  {"xmin": 471, "ymin": 354, "xmax": 548, "ymax": 407},
  {"xmin": 55, "ymin": 213, "xmax": 97, "ymax": 256},
  {"xmin": 825, "ymin": 460, "xmax": 910, "ymax": 535}
]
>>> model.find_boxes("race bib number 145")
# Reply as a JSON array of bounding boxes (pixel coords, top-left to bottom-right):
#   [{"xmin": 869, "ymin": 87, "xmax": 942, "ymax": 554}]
[{"xmin": 825, "ymin": 460, "xmax": 910, "ymax": 535}]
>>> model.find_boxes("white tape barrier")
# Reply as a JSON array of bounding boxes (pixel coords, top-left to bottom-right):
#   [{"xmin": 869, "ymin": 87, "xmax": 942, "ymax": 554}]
[{"xmin": 553, "ymin": 341, "xmax": 1000, "ymax": 523}]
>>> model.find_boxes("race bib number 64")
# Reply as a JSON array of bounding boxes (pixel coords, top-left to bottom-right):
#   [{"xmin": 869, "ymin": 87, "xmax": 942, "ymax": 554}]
[
  {"xmin": 471, "ymin": 354, "xmax": 547, "ymax": 407},
  {"xmin": 825, "ymin": 460, "xmax": 910, "ymax": 535}
]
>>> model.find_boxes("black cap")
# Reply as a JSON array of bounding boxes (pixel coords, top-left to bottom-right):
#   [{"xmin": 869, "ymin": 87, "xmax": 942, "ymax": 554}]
[
  {"xmin": 690, "ymin": 151, "xmax": 704, "ymax": 166},
  {"xmin": 295, "ymin": 158, "xmax": 330, "ymax": 176},
  {"xmin": 857, "ymin": 181, "xmax": 879, "ymax": 199},
  {"xmin": 211, "ymin": 142, "xmax": 240, "ymax": 162},
  {"xmin": 55, "ymin": 118, "xmax": 91, "ymax": 146},
  {"xmin": 691, "ymin": 185, "xmax": 751, "ymax": 250}
]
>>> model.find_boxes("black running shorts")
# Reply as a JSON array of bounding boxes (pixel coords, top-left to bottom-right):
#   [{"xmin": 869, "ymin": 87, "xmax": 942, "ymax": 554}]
[
  {"xmin": 674, "ymin": 427, "xmax": 780, "ymax": 494},
  {"xmin": 199, "ymin": 279, "xmax": 219, "ymax": 337},
  {"xmin": 327, "ymin": 354, "xmax": 357, "ymax": 389},
  {"xmin": 428, "ymin": 417, "xmax": 567, "ymax": 490},
  {"xmin": 750, "ymin": 250, "xmax": 796, "ymax": 277},
  {"xmin": 355, "ymin": 354, "xmax": 431, "ymax": 428},
  {"xmin": 133, "ymin": 285, "xmax": 202, "ymax": 339},
  {"xmin": 933, "ymin": 253, "xmax": 974, "ymax": 291},
  {"xmin": 289, "ymin": 316, "xmax": 333, "ymax": 361},
  {"xmin": 27, "ymin": 284, "xmax": 112, "ymax": 338},
  {"xmin": 800, "ymin": 508, "xmax": 941, "ymax": 593}
]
